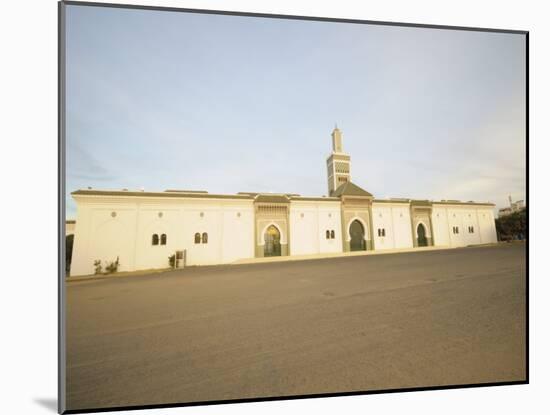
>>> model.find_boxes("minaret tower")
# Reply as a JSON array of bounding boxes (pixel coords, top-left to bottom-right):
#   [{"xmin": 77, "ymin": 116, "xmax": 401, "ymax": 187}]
[{"xmin": 326, "ymin": 125, "xmax": 351, "ymax": 196}]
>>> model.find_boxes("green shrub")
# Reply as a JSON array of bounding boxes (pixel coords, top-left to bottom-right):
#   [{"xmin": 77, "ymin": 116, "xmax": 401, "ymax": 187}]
[
  {"xmin": 93, "ymin": 260, "xmax": 102, "ymax": 275},
  {"xmin": 105, "ymin": 256, "xmax": 120, "ymax": 274}
]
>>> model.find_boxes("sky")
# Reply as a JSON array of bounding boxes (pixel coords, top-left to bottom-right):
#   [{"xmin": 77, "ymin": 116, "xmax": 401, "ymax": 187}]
[{"xmin": 65, "ymin": 5, "xmax": 526, "ymax": 218}]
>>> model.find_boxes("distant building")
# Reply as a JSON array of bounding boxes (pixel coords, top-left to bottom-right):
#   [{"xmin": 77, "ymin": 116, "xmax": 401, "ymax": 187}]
[
  {"xmin": 498, "ymin": 196, "xmax": 526, "ymax": 218},
  {"xmin": 66, "ymin": 220, "xmax": 76, "ymax": 236},
  {"xmin": 69, "ymin": 127, "xmax": 497, "ymax": 276}
]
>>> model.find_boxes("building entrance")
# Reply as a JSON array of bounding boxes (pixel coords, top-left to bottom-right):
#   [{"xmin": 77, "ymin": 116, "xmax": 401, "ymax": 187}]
[{"xmin": 264, "ymin": 225, "xmax": 281, "ymax": 257}]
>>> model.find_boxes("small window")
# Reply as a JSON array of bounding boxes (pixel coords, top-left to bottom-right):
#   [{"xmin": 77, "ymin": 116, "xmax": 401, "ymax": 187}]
[
  {"xmin": 160, "ymin": 234, "xmax": 167, "ymax": 245},
  {"xmin": 382, "ymin": 229, "xmax": 386, "ymax": 237},
  {"xmin": 202, "ymin": 232, "xmax": 208, "ymax": 244},
  {"xmin": 194, "ymin": 233, "xmax": 201, "ymax": 244},
  {"xmin": 330, "ymin": 230, "xmax": 335, "ymax": 239},
  {"xmin": 326, "ymin": 230, "xmax": 330, "ymax": 239},
  {"xmin": 378, "ymin": 228, "xmax": 386, "ymax": 237},
  {"xmin": 152, "ymin": 234, "xmax": 159, "ymax": 245}
]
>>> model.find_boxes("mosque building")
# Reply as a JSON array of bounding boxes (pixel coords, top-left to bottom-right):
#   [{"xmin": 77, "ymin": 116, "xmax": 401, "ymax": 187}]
[{"xmin": 68, "ymin": 127, "xmax": 497, "ymax": 276}]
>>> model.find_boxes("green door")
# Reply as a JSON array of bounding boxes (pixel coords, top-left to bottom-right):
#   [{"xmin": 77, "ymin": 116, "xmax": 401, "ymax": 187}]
[
  {"xmin": 264, "ymin": 225, "xmax": 281, "ymax": 257},
  {"xmin": 417, "ymin": 223, "xmax": 428, "ymax": 247},
  {"xmin": 349, "ymin": 220, "xmax": 366, "ymax": 251}
]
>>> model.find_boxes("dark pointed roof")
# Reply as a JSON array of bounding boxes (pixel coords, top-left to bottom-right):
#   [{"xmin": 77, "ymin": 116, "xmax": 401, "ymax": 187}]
[{"xmin": 332, "ymin": 182, "xmax": 373, "ymax": 198}]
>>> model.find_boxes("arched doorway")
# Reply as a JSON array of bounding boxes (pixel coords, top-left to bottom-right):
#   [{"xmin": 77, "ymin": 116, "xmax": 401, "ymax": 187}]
[
  {"xmin": 417, "ymin": 223, "xmax": 428, "ymax": 247},
  {"xmin": 349, "ymin": 220, "xmax": 366, "ymax": 251},
  {"xmin": 264, "ymin": 225, "xmax": 281, "ymax": 257}
]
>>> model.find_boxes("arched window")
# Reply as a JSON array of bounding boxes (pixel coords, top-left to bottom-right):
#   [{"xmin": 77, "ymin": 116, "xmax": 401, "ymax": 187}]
[
  {"xmin": 194, "ymin": 233, "xmax": 201, "ymax": 244},
  {"xmin": 202, "ymin": 232, "xmax": 208, "ymax": 244},
  {"xmin": 326, "ymin": 230, "xmax": 330, "ymax": 239},
  {"xmin": 152, "ymin": 234, "xmax": 159, "ymax": 245},
  {"xmin": 160, "ymin": 234, "xmax": 167, "ymax": 245},
  {"xmin": 330, "ymin": 230, "xmax": 335, "ymax": 239}
]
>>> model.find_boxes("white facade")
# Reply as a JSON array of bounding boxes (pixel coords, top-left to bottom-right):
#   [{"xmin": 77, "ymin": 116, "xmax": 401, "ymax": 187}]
[
  {"xmin": 68, "ymin": 127, "xmax": 499, "ymax": 276},
  {"xmin": 289, "ymin": 200, "xmax": 343, "ymax": 256},
  {"xmin": 371, "ymin": 202, "xmax": 414, "ymax": 250},
  {"xmin": 432, "ymin": 204, "xmax": 497, "ymax": 248},
  {"xmin": 70, "ymin": 194, "xmax": 255, "ymax": 276}
]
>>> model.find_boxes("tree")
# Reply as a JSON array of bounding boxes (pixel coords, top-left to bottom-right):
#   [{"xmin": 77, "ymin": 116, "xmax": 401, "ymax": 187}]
[{"xmin": 495, "ymin": 208, "xmax": 527, "ymax": 241}]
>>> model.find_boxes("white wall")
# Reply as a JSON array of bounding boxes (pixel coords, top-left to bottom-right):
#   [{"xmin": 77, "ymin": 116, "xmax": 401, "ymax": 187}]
[
  {"xmin": 372, "ymin": 203, "xmax": 413, "ymax": 250},
  {"xmin": 476, "ymin": 208, "xmax": 498, "ymax": 244},
  {"xmin": 289, "ymin": 201, "xmax": 342, "ymax": 256},
  {"xmin": 432, "ymin": 204, "xmax": 497, "ymax": 247},
  {"xmin": 70, "ymin": 195, "xmax": 254, "ymax": 276},
  {"xmin": 432, "ymin": 207, "xmax": 451, "ymax": 247}
]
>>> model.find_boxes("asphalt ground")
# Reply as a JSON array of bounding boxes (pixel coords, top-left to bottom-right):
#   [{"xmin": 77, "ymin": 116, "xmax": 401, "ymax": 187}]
[{"xmin": 66, "ymin": 243, "xmax": 526, "ymax": 411}]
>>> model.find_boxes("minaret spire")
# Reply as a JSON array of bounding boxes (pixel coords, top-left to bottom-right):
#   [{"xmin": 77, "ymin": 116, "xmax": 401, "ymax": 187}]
[
  {"xmin": 326, "ymin": 125, "xmax": 351, "ymax": 196},
  {"xmin": 331, "ymin": 125, "xmax": 343, "ymax": 153}
]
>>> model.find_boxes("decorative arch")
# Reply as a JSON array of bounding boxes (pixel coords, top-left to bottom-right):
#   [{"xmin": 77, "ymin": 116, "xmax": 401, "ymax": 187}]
[
  {"xmin": 346, "ymin": 216, "xmax": 369, "ymax": 242},
  {"xmin": 263, "ymin": 224, "xmax": 282, "ymax": 257},
  {"xmin": 348, "ymin": 219, "xmax": 367, "ymax": 251},
  {"xmin": 415, "ymin": 220, "xmax": 429, "ymax": 237},
  {"xmin": 416, "ymin": 222, "xmax": 428, "ymax": 247},
  {"xmin": 259, "ymin": 222, "xmax": 285, "ymax": 245}
]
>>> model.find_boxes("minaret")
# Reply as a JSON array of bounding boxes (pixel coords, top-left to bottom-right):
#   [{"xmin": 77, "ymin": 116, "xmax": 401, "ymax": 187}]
[{"xmin": 326, "ymin": 125, "xmax": 351, "ymax": 196}]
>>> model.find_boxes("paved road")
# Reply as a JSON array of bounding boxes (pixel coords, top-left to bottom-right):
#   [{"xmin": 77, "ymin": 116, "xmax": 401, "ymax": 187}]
[{"xmin": 66, "ymin": 243, "xmax": 526, "ymax": 411}]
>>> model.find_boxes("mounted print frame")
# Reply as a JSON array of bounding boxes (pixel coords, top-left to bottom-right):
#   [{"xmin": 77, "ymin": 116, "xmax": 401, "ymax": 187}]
[{"xmin": 59, "ymin": 1, "xmax": 528, "ymax": 413}]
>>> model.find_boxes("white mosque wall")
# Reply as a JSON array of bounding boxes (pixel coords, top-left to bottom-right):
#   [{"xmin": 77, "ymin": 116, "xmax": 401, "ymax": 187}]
[
  {"xmin": 289, "ymin": 200, "xmax": 343, "ymax": 256},
  {"xmin": 371, "ymin": 202, "xmax": 414, "ymax": 250},
  {"xmin": 69, "ymin": 196, "xmax": 254, "ymax": 276},
  {"xmin": 431, "ymin": 206, "xmax": 451, "ymax": 247},
  {"xmin": 69, "ymin": 194, "xmax": 498, "ymax": 277},
  {"xmin": 431, "ymin": 204, "xmax": 497, "ymax": 248},
  {"xmin": 476, "ymin": 208, "xmax": 498, "ymax": 244}
]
